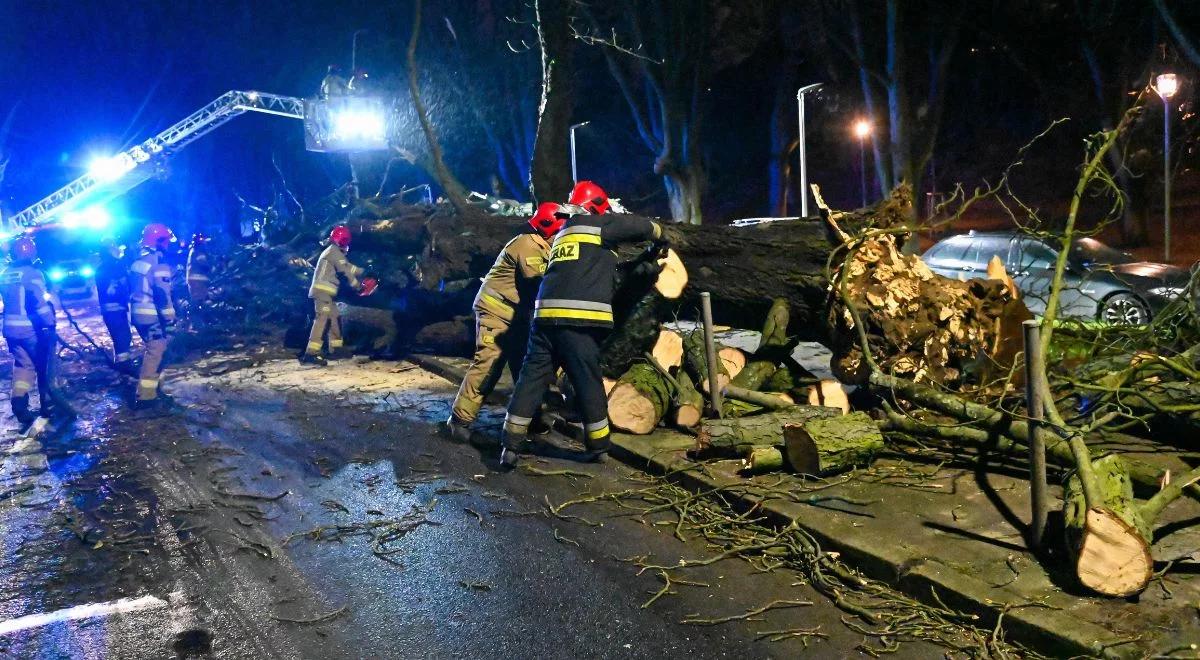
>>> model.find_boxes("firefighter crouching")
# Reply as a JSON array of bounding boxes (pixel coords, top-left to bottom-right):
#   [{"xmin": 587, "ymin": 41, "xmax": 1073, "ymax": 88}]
[
  {"xmin": 2, "ymin": 236, "xmax": 67, "ymax": 424},
  {"xmin": 96, "ymin": 237, "xmax": 135, "ymax": 375},
  {"xmin": 128, "ymin": 223, "xmax": 177, "ymax": 407},
  {"xmin": 302, "ymin": 225, "xmax": 377, "ymax": 366},
  {"xmin": 501, "ymin": 182, "xmax": 664, "ymax": 467},
  {"xmin": 445, "ymin": 202, "xmax": 567, "ymax": 442}
]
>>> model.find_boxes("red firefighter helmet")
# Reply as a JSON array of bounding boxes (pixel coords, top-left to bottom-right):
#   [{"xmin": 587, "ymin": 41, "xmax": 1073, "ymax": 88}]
[
  {"xmin": 141, "ymin": 223, "xmax": 174, "ymax": 250},
  {"xmin": 568, "ymin": 180, "xmax": 610, "ymax": 215},
  {"xmin": 529, "ymin": 202, "xmax": 569, "ymax": 239},
  {"xmin": 330, "ymin": 225, "xmax": 352, "ymax": 248},
  {"xmin": 11, "ymin": 236, "xmax": 37, "ymax": 261}
]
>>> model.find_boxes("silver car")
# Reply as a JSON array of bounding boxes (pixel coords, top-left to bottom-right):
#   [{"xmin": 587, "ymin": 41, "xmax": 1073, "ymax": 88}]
[{"xmin": 923, "ymin": 231, "xmax": 1191, "ymax": 325}]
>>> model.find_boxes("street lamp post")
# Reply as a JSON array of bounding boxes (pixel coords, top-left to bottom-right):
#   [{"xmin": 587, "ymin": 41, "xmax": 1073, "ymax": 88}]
[
  {"xmin": 570, "ymin": 121, "xmax": 590, "ymax": 184},
  {"xmin": 853, "ymin": 119, "xmax": 872, "ymax": 208},
  {"xmin": 1154, "ymin": 73, "xmax": 1178, "ymax": 262},
  {"xmin": 352, "ymin": 29, "xmax": 369, "ymax": 72},
  {"xmin": 796, "ymin": 83, "xmax": 823, "ymax": 218}
]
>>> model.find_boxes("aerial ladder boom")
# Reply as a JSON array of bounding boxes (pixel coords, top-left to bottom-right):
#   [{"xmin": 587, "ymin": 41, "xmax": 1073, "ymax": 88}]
[{"xmin": 8, "ymin": 91, "xmax": 304, "ymax": 229}]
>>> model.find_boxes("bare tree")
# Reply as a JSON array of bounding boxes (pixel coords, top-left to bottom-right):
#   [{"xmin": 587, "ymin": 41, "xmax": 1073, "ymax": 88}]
[{"xmin": 529, "ymin": 0, "xmax": 577, "ymax": 204}]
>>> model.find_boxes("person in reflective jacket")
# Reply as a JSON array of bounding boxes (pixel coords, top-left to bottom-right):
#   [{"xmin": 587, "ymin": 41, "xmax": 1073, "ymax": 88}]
[
  {"xmin": 445, "ymin": 202, "xmax": 566, "ymax": 442},
  {"xmin": 128, "ymin": 223, "xmax": 177, "ymax": 407},
  {"xmin": 501, "ymin": 182, "xmax": 663, "ymax": 467},
  {"xmin": 2, "ymin": 236, "xmax": 66, "ymax": 424},
  {"xmin": 95, "ymin": 237, "xmax": 135, "ymax": 375},
  {"xmin": 301, "ymin": 225, "xmax": 369, "ymax": 366}
]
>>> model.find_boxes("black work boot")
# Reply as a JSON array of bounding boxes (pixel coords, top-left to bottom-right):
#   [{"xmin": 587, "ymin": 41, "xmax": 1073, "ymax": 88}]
[
  {"xmin": 443, "ymin": 415, "xmax": 472, "ymax": 443},
  {"xmin": 298, "ymin": 353, "xmax": 328, "ymax": 367},
  {"xmin": 499, "ymin": 433, "xmax": 531, "ymax": 469},
  {"xmin": 11, "ymin": 395, "xmax": 35, "ymax": 427},
  {"xmin": 580, "ymin": 436, "xmax": 613, "ymax": 463}
]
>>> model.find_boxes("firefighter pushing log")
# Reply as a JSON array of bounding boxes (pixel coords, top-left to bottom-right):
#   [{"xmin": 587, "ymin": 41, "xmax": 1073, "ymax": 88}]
[
  {"xmin": 501, "ymin": 182, "xmax": 666, "ymax": 467},
  {"xmin": 300, "ymin": 225, "xmax": 378, "ymax": 366}
]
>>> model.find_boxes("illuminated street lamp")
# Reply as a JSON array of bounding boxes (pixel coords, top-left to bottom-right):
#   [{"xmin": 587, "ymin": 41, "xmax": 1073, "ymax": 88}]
[
  {"xmin": 570, "ymin": 121, "xmax": 590, "ymax": 184},
  {"xmin": 853, "ymin": 119, "xmax": 872, "ymax": 208},
  {"xmin": 796, "ymin": 83, "xmax": 823, "ymax": 218},
  {"xmin": 1154, "ymin": 73, "xmax": 1178, "ymax": 262}
]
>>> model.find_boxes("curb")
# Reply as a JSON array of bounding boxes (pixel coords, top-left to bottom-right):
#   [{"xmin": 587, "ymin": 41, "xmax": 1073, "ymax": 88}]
[{"xmin": 407, "ymin": 354, "xmax": 1132, "ymax": 658}]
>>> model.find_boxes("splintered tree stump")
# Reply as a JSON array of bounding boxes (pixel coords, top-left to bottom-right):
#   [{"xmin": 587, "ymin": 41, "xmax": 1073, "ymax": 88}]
[
  {"xmin": 1063, "ymin": 454, "xmax": 1153, "ymax": 597},
  {"xmin": 741, "ymin": 446, "xmax": 785, "ymax": 475},
  {"xmin": 651, "ymin": 329, "xmax": 685, "ymax": 370},
  {"xmin": 671, "ymin": 370, "xmax": 704, "ymax": 429},
  {"xmin": 608, "ymin": 363, "xmax": 672, "ymax": 434},
  {"xmin": 783, "ymin": 411, "xmax": 884, "ymax": 475},
  {"xmin": 696, "ymin": 407, "xmax": 840, "ymax": 456},
  {"xmin": 807, "ymin": 379, "xmax": 850, "ymax": 415}
]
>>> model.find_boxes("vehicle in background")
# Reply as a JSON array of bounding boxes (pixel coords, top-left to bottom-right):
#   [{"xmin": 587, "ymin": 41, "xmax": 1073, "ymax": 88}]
[
  {"xmin": 922, "ymin": 231, "xmax": 1191, "ymax": 325},
  {"xmin": 46, "ymin": 258, "xmax": 97, "ymax": 300}
]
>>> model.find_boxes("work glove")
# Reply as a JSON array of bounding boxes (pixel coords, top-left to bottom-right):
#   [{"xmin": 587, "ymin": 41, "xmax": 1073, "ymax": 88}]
[
  {"xmin": 358, "ymin": 277, "xmax": 379, "ymax": 297},
  {"xmin": 650, "ymin": 238, "xmax": 671, "ymax": 259}
]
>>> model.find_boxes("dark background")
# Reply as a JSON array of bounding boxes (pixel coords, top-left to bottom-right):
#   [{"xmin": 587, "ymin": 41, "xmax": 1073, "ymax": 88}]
[{"xmin": 0, "ymin": 0, "xmax": 1197, "ymax": 246}]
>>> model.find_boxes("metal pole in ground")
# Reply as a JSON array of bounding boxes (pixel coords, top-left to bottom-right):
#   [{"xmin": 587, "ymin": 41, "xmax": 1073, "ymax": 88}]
[
  {"xmin": 1023, "ymin": 319, "xmax": 1048, "ymax": 549},
  {"xmin": 701, "ymin": 292, "xmax": 723, "ymax": 418}
]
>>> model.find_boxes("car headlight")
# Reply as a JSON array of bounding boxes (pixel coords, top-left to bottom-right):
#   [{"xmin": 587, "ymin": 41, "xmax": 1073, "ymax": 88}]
[
  {"xmin": 1149, "ymin": 286, "xmax": 1185, "ymax": 298},
  {"xmin": 80, "ymin": 265, "xmax": 95, "ymax": 278},
  {"xmin": 47, "ymin": 268, "xmax": 67, "ymax": 282}
]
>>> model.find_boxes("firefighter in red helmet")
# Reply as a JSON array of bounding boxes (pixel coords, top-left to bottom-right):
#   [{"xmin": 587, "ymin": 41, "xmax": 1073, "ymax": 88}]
[
  {"xmin": 128, "ymin": 223, "xmax": 177, "ymax": 407},
  {"xmin": 445, "ymin": 202, "xmax": 568, "ymax": 442},
  {"xmin": 2, "ymin": 235, "xmax": 69, "ymax": 424},
  {"xmin": 502, "ymin": 183, "xmax": 665, "ymax": 467},
  {"xmin": 301, "ymin": 225, "xmax": 375, "ymax": 366}
]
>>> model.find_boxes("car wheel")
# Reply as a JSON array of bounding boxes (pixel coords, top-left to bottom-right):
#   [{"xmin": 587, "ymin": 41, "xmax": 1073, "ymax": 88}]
[{"xmin": 1099, "ymin": 293, "xmax": 1150, "ymax": 326}]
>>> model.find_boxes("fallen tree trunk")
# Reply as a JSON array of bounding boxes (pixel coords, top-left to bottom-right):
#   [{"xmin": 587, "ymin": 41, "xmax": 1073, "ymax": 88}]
[
  {"xmin": 1063, "ymin": 454, "xmax": 1153, "ymax": 597},
  {"xmin": 696, "ymin": 408, "xmax": 841, "ymax": 456},
  {"xmin": 783, "ymin": 411, "xmax": 884, "ymax": 475}
]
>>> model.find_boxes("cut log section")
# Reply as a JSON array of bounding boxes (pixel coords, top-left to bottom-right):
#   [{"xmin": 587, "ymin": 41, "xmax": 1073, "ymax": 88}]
[
  {"xmin": 718, "ymin": 347, "xmax": 746, "ymax": 380},
  {"xmin": 806, "ymin": 379, "xmax": 850, "ymax": 415},
  {"xmin": 783, "ymin": 411, "xmax": 884, "ymax": 475},
  {"xmin": 696, "ymin": 407, "xmax": 840, "ymax": 456},
  {"xmin": 671, "ymin": 370, "xmax": 704, "ymax": 429},
  {"xmin": 653, "ymin": 248, "xmax": 688, "ymax": 298},
  {"xmin": 603, "ymin": 377, "xmax": 617, "ymax": 396},
  {"xmin": 651, "ymin": 329, "xmax": 684, "ymax": 370},
  {"xmin": 1063, "ymin": 454, "xmax": 1153, "ymax": 597},
  {"xmin": 608, "ymin": 363, "xmax": 672, "ymax": 434}
]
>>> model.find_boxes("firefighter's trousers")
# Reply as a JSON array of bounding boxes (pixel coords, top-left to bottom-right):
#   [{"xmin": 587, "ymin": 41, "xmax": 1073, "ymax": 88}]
[
  {"xmin": 451, "ymin": 309, "xmax": 530, "ymax": 424},
  {"xmin": 134, "ymin": 323, "xmax": 170, "ymax": 401},
  {"xmin": 6, "ymin": 331, "xmax": 59, "ymax": 416},
  {"xmin": 306, "ymin": 294, "xmax": 341, "ymax": 355},
  {"xmin": 102, "ymin": 309, "xmax": 133, "ymax": 367},
  {"xmin": 504, "ymin": 325, "xmax": 611, "ymax": 450}
]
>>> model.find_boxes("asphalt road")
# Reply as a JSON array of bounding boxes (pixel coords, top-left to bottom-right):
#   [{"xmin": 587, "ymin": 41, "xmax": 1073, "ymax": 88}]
[{"xmin": 0, "ymin": 305, "xmax": 945, "ymax": 658}]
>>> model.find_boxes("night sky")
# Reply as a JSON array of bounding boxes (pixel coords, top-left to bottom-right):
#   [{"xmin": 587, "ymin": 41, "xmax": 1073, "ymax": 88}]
[{"xmin": 1, "ymin": 1, "xmax": 1197, "ymax": 243}]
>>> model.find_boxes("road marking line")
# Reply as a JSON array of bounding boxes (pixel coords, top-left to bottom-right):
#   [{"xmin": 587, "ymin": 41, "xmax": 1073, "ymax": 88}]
[{"xmin": 0, "ymin": 594, "xmax": 168, "ymax": 636}]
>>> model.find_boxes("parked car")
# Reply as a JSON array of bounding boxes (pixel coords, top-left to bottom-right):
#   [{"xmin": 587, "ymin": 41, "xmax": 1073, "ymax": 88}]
[
  {"xmin": 46, "ymin": 258, "xmax": 96, "ymax": 300},
  {"xmin": 922, "ymin": 231, "xmax": 1190, "ymax": 325}
]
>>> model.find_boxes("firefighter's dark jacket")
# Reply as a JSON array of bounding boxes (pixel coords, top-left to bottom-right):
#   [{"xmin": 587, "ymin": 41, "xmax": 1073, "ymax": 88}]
[{"xmin": 533, "ymin": 214, "xmax": 662, "ymax": 328}]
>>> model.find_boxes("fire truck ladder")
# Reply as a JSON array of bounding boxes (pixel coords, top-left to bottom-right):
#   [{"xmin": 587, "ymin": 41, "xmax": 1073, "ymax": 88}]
[{"xmin": 8, "ymin": 91, "xmax": 304, "ymax": 229}]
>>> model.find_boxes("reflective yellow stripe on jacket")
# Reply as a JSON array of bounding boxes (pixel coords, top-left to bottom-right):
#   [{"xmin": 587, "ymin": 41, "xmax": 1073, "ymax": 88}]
[{"xmin": 532, "ymin": 298, "xmax": 614, "ymax": 324}]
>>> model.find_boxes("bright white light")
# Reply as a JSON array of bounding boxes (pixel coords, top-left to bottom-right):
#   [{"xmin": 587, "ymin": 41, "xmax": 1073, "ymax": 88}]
[
  {"xmin": 1155, "ymin": 73, "xmax": 1179, "ymax": 100},
  {"xmin": 853, "ymin": 119, "xmax": 872, "ymax": 139},
  {"xmin": 61, "ymin": 207, "xmax": 112, "ymax": 230},
  {"xmin": 88, "ymin": 154, "xmax": 135, "ymax": 182},
  {"xmin": 332, "ymin": 110, "xmax": 386, "ymax": 141}
]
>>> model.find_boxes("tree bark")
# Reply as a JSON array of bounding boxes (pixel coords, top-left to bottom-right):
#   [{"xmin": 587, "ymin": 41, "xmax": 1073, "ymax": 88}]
[
  {"xmin": 696, "ymin": 408, "xmax": 840, "ymax": 456},
  {"xmin": 671, "ymin": 370, "xmax": 704, "ymax": 429},
  {"xmin": 742, "ymin": 446, "xmax": 785, "ymax": 475},
  {"xmin": 529, "ymin": 0, "xmax": 575, "ymax": 204},
  {"xmin": 783, "ymin": 411, "xmax": 884, "ymax": 475},
  {"xmin": 608, "ymin": 362, "xmax": 673, "ymax": 434}
]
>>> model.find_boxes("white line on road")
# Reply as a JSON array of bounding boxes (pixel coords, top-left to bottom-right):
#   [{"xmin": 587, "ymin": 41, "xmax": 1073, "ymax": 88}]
[{"xmin": 0, "ymin": 594, "xmax": 168, "ymax": 636}]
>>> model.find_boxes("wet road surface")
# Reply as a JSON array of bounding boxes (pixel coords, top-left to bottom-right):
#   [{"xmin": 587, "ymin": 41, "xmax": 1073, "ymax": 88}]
[{"xmin": 0, "ymin": 307, "xmax": 948, "ymax": 658}]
